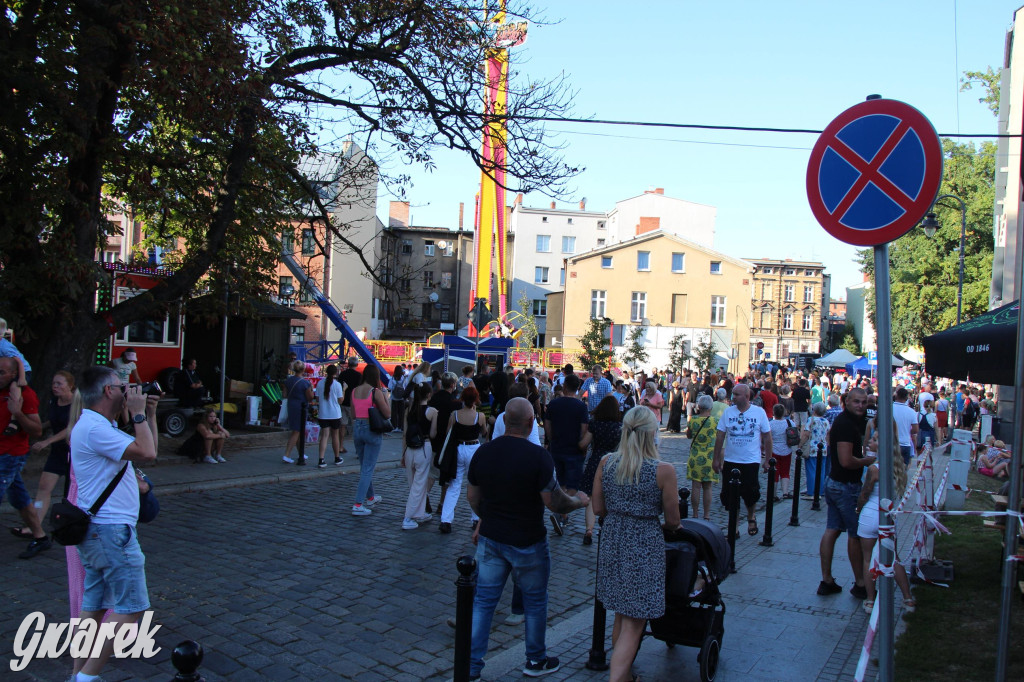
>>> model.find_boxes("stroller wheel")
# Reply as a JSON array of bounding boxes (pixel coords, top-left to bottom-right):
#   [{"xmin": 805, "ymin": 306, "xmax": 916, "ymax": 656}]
[{"xmin": 699, "ymin": 635, "xmax": 720, "ymax": 682}]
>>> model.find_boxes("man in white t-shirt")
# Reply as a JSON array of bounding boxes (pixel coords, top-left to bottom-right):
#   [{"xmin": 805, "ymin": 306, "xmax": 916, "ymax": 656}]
[
  {"xmin": 892, "ymin": 386, "xmax": 919, "ymax": 466},
  {"xmin": 713, "ymin": 383, "xmax": 772, "ymax": 536},
  {"xmin": 69, "ymin": 366, "xmax": 157, "ymax": 682},
  {"xmin": 916, "ymin": 383, "xmax": 934, "ymax": 417}
]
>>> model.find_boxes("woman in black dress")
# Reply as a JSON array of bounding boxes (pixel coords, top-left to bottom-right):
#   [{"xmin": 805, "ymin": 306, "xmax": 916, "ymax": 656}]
[
  {"xmin": 666, "ymin": 380, "xmax": 684, "ymax": 432},
  {"xmin": 577, "ymin": 396, "xmax": 623, "ymax": 546}
]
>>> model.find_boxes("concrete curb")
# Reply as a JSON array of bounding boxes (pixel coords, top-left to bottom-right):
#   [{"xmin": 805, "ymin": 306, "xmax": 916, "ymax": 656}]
[{"xmin": 157, "ymin": 460, "xmax": 405, "ymax": 495}]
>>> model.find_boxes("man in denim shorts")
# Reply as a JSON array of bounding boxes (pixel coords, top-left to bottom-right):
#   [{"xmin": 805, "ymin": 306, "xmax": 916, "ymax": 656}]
[
  {"xmin": 69, "ymin": 367, "xmax": 157, "ymax": 682},
  {"xmin": 818, "ymin": 388, "xmax": 875, "ymax": 598}
]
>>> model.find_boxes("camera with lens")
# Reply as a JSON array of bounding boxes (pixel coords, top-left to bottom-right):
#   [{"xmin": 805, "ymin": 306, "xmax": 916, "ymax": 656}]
[{"xmin": 140, "ymin": 381, "xmax": 163, "ymax": 396}]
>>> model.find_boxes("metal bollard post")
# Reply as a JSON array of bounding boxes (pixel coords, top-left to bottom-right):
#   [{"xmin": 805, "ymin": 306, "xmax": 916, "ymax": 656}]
[
  {"xmin": 586, "ymin": 516, "xmax": 609, "ymax": 670},
  {"xmin": 171, "ymin": 640, "xmax": 205, "ymax": 682},
  {"xmin": 678, "ymin": 487, "xmax": 691, "ymax": 519},
  {"xmin": 812, "ymin": 442, "xmax": 824, "ymax": 510},
  {"xmin": 790, "ymin": 450, "xmax": 802, "ymax": 527},
  {"xmin": 760, "ymin": 458, "xmax": 776, "ymax": 547},
  {"xmin": 453, "ymin": 555, "xmax": 477, "ymax": 682},
  {"xmin": 727, "ymin": 468, "xmax": 740, "ymax": 573},
  {"xmin": 297, "ymin": 402, "xmax": 307, "ymax": 465}
]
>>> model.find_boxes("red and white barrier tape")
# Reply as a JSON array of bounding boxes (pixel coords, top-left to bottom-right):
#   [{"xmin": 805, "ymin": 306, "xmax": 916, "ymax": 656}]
[{"xmin": 854, "ymin": 596, "xmax": 879, "ymax": 682}]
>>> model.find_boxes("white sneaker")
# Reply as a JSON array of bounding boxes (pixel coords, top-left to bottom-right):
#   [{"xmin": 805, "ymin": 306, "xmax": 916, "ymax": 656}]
[
  {"xmin": 351, "ymin": 504, "xmax": 372, "ymax": 516},
  {"xmin": 412, "ymin": 514, "xmax": 434, "ymax": 524},
  {"xmin": 215, "ymin": 455, "xmax": 227, "ymax": 463},
  {"xmin": 203, "ymin": 455, "xmax": 218, "ymax": 464},
  {"xmin": 282, "ymin": 456, "xmax": 295, "ymax": 464},
  {"xmin": 402, "ymin": 518, "xmax": 419, "ymax": 530},
  {"xmin": 366, "ymin": 495, "xmax": 383, "ymax": 508}
]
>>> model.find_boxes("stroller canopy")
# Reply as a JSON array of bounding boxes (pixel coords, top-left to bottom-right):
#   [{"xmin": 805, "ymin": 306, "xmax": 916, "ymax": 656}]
[{"xmin": 679, "ymin": 519, "xmax": 731, "ymax": 581}]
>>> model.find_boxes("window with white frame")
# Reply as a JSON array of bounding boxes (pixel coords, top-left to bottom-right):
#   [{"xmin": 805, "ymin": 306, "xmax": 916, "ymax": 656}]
[
  {"xmin": 532, "ymin": 299, "xmax": 547, "ymax": 317},
  {"xmin": 597, "ymin": 238, "xmax": 606, "ymax": 247},
  {"xmin": 542, "ymin": 216, "xmax": 548, "ymax": 223},
  {"xmin": 637, "ymin": 251, "xmax": 651, "ymax": 271},
  {"xmin": 424, "ymin": 240, "xmax": 435, "ymax": 256},
  {"xmin": 631, "ymin": 292, "xmax": 647, "ymax": 322},
  {"xmin": 783, "ymin": 313, "xmax": 793, "ymax": 330},
  {"xmin": 290, "ymin": 325, "xmax": 305, "ymax": 344},
  {"xmin": 301, "ymin": 229, "xmax": 316, "ymax": 255},
  {"xmin": 784, "ymin": 268, "xmax": 795, "ymax": 275},
  {"xmin": 762, "ymin": 266, "xmax": 774, "ymax": 274},
  {"xmin": 535, "ymin": 266, "xmax": 549, "ymax": 284},
  {"xmin": 116, "ymin": 288, "xmax": 180, "ymax": 345},
  {"xmin": 561, "ymin": 236, "xmax": 576, "ymax": 253},
  {"xmin": 597, "ymin": 220, "xmax": 607, "ymax": 229},
  {"xmin": 423, "ymin": 271, "xmax": 434, "ymax": 289},
  {"xmin": 591, "ymin": 290, "xmax": 606, "ymax": 319},
  {"xmin": 567, "ymin": 217, "xmax": 574, "ymax": 225},
  {"xmin": 781, "ymin": 341, "xmax": 790, "ymax": 357},
  {"xmin": 672, "ymin": 253, "xmax": 685, "ymax": 273},
  {"xmin": 536, "ymin": 235, "xmax": 551, "ymax": 252},
  {"xmin": 804, "ymin": 269, "xmax": 815, "ymax": 276},
  {"xmin": 802, "ymin": 312, "xmax": 813, "ymax": 331},
  {"xmin": 710, "ymin": 261, "xmax": 722, "ymax": 275},
  {"xmin": 711, "ymin": 296, "xmax": 726, "ymax": 326},
  {"xmin": 760, "ymin": 310, "xmax": 772, "ymax": 328},
  {"xmin": 601, "ymin": 256, "xmax": 613, "ymax": 268},
  {"xmin": 440, "ymin": 272, "xmax": 452, "ymax": 289},
  {"xmin": 803, "ymin": 285, "xmax": 814, "ymax": 302},
  {"xmin": 784, "ymin": 284, "xmax": 794, "ymax": 301}
]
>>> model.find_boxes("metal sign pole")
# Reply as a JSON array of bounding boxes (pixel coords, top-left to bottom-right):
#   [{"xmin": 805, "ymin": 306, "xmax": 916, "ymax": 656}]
[{"xmin": 873, "ymin": 245, "xmax": 895, "ymax": 682}]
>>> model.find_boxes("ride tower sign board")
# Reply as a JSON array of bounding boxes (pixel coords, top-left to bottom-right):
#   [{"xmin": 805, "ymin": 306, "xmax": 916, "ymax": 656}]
[{"xmin": 806, "ymin": 97, "xmax": 943, "ymax": 682}]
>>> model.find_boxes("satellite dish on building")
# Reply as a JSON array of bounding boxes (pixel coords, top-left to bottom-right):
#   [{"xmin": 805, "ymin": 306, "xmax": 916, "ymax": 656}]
[
  {"xmin": 437, "ymin": 240, "xmax": 448, "ymax": 250},
  {"xmin": 428, "ymin": 292, "xmax": 439, "ymax": 303}
]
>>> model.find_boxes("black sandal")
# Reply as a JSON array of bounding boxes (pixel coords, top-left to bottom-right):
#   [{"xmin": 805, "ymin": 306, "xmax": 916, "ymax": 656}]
[
  {"xmin": 9, "ymin": 526, "xmax": 33, "ymax": 539},
  {"xmin": 747, "ymin": 520, "xmax": 759, "ymax": 536}
]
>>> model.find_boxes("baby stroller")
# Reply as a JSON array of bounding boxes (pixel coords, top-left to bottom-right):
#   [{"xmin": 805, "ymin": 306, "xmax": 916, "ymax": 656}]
[{"xmin": 641, "ymin": 518, "xmax": 731, "ymax": 682}]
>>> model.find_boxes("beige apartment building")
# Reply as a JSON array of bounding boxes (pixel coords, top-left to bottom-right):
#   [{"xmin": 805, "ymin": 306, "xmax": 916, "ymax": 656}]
[
  {"xmin": 547, "ymin": 231, "xmax": 754, "ymax": 373},
  {"xmin": 746, "ymin": 258, "xmax": 830, "ymax": 363}
]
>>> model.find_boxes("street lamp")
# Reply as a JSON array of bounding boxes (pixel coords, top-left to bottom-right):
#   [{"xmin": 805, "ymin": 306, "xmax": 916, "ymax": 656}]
[{"xmin": 920, "ymin": 193, "xmax": 967, "ymax": 325}]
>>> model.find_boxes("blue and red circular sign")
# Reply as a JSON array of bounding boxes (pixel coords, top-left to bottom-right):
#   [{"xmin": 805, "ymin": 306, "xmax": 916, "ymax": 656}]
[{"xmin": 806, "ymin": 99, "xmax": 943, "ymax": 247}]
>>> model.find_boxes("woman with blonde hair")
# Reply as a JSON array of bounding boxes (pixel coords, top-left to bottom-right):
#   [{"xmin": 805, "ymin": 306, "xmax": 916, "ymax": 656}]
[
  {"xmin": 592, "ymin": 407, "xmax": 680, "ymax": 682},
  {"xmin": 408, "ymin": 361, "xmax": 431, "ymax": 389}
]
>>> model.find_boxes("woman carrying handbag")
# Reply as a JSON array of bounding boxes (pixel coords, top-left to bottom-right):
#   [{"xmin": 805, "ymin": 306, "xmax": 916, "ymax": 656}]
[{"xmin": 350, "ymin": 364, "xmax": 391, "ymax": 516}]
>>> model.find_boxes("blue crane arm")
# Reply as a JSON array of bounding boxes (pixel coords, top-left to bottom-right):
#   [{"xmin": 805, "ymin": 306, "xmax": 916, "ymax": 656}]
[{"xmin": 279, "ymin": 248, "xmax": 389, "ymax": 379}]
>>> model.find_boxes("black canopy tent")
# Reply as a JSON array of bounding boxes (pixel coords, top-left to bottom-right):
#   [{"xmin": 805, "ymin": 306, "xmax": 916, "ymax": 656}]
[{"xmin": 922, "ymin": 300, "xmax": 1019, "ymax": 385}]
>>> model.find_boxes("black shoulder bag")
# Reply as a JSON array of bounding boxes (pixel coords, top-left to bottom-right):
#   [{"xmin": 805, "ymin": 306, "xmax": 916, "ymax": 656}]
[{"xmin": 50, "ymin": 463, "xmax": 129, "ymax": 546}]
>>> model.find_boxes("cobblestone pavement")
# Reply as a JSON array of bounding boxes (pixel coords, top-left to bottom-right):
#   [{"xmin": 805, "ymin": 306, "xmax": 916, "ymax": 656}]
[{"xmin": 0, "ymin": 430, "xmax": 940, "ymax": 681}]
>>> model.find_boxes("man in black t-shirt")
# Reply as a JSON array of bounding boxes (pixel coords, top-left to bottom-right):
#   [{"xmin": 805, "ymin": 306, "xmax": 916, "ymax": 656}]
[
  {"xmin": 791, "ymin": 378, "xmax": 811, "ymax": 430},
  {"xmin": 473, "ymin": 363, "xmax": 491, "ymax": 407},
  {"xmin": 467, "ymin": 398, "xmax": 588, "ymax": 680},
  {"xmin": 542, "ymin": 373, "xmax": 589, "ymax": 537},
  {"xmin": 818, "ymin": 387, "xmax": 875, "ymax": 598},
  {"xmin": 489, "ymin": 364, "xmax": 509, "ymax": 416}
]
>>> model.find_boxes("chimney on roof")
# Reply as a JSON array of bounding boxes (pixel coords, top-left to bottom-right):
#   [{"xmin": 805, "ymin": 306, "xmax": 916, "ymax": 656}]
[
  {"xmin": 654, "ymin": 188, "xmax": 664, "ymax": 195},
  {"xmin": 579, "ymin": 199, "xmax": 586, "ymax": 210},
  {"xmin": 458, "ymin": 202, "xmax": 464, "ymax": 229},
  {"xmin": 389, "ymin": 201, "xmax": 409, "ymax": 228},
  {"xmin": 550, "ymin": 201, "xmax": 556, "ymax": 209},
  {"xmin": 515, "ymin": 193, "xmax": 523, "ymax": 205}
]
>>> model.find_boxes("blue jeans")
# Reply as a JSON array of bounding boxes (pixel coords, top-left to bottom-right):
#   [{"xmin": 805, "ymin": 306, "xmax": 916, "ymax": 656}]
[
  {"xmin": 899, "ymin": 445, "xmax": 912, "ymax": 466},
  {"xmin": 804, "ymin": 448, "xmax": 831, "ymax": 496},
  {"xmin": 352, "ymin": 419, "xmax": 382, "ymax": 504},
  {"xmin": 0, "ymin": 454, "xmax": 30, "ymax": 510},
  {"xmin": 471, "ymin": 537, "xmax": 550, "ymax": 677}
]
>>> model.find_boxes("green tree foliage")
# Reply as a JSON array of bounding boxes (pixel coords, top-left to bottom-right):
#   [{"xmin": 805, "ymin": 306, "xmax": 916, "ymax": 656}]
[
  {"xmin": 692, "ymin": 339, "xmax": 720, "ymax": 374},
  {"xmin": 620, "ymin": 325, "xmax": 649, "ymax": 371},
  {"xmin": 838, "ymin": 323, "xmax": 861, "ymax": 356},
  {"xmin": 961, "ymin": 67, "xmax": 1000, "ymax": 116},
  {"xmin": 577, "ymin": 318, "xmax": 613, "ymax": 369},
  {"xmin": 857, "ymin": 138, "xmax": 995, "ymax": 349},
  {"xmin": 668, "ymin": 334, "xmax": 691, "ymax": 374},
  {"xmin": 515, "ymin": 292, "xmax": 539, "ymax": 350},
  {"xmin": 0, "ymin": 1, "xmax": 578, "ymax": 388}
]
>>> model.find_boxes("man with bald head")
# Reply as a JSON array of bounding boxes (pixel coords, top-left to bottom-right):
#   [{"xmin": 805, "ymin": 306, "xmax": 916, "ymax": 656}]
[
  {"xmin": 817, "ymin": 387, "xmax": 874, "ymax": 598},
  {"xmin": 713, "ymin": 382, "xmax": 772, "ymax": 537},
  {"xmin": 467, "ymin": 397, "xmax": 588, "ymax": 679}
]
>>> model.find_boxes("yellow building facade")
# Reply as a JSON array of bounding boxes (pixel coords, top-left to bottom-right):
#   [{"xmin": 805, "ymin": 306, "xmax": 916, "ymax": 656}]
[
  {"xmin": 552, "ymin": 231, "xmax": 754, "ymax": 373},
  {"xmin": 746, "ymin": 259, "xmax": 829, "ymax": 363}
]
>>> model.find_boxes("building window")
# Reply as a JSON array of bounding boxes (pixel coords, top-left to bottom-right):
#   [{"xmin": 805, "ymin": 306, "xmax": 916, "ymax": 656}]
[
  {"xmin": 421, "ymin": 302, "xmax": 433, "ymax": 320},
  {"xmin": 804, "ymin": 269, "xmax": 815, "ymax": 276},
  {"xmin": 591, "ymin": 290, "xmax": 606, "ymax": 319},
  {"xmin": 760, "ymin": 311, "xmax": 772, "ymax": 329},
  {"xmin": 443, "ymin": 243, "xmax": 454, "ymax": 257},
  {"xmin": 567, "ymin": 217, "xmax": 574, "ymax": 224},
  {"xmin": 115, "ymin": 289, "xmax": 180, "ymax": 345},
  {"xmin": 559, "ymin": 268, "xmax": 565, "ymax": 285},
  {"xmin": 781, "ymin": 341, "xmax": 790, "ymax": 358},
  {"xmin": 801, "ymin": 343, "xmax": 809, "ymax": 353},
  {"xmin": 298, "ymin": 285, "xmax": 314, "ymax": 304},
  {"xmin": 536, "ymin": 235, "xmax": 551, "ymax": 252},
  {"xmin": 804, "ymin": 285, "xmax": 814, "ymax": 303},
  {"xmin": 784, "ymin": 284, "xmax": 794, "ymax": 302},
  {"xmin": 440, "ymin": 305, "xmax": 451, "ymax": 322},
  {"xmin": 710, "ymin": 261, "xmax": 722, "ymax": 275},
  {"xmin": 423, "ymin": 271, "xmax": 435, "ymax": 289},
  {"xmin": 301, "ymin": 229, "xmax": 316, "ymax": 256},
  {"xmin": 290, "ymin": 325, "xmax": 304, "ymax": 344},
  {"xmin": 631, "ymin": 292, "xmax": 647, "ymax": 322},
  {"xmin": 637, "ymin": 251, "xmax": 651, "ymax": 271},
  {"xmin": 279, "ymin": 276, "xmax": 294, "ymax": 299},
  {"xmin": 783, "ymin": 313, "xmax": 793, "ymax": 330},
  {"xmin": 671, "ymin": 294, "xmax": 687, "ymax": 324},
  {"xmin": 400, "ymin": 277, "xmax": 411, "ymax": 292},
  {"xmin": 597, "ymin": 238, "xmax": 606, "ymax": 247},
  {"xmin": 440, "ymin": 272, "xmax": 452, "ymax": 289},
  {"xmin": 401, "ymin": 239, "xmax": 412, "ymax": 254},
  {"xmin": 672, "ymin": 253, "xmax": 685, "ymax": 273},
  {"xmin": 601, "ymin": 256, "xmax": 613, "ymax": 268},
  {"xmin": 762, "ymin": 267, "xmax": 774, "ymax": 274},
  {"xmin": 762, "ymin": 282, "xmax": 772, "ymax": 299},
  {"xmin": 423, "ymin": 241, "xmax": 435, "ymax": 256},
  {"xmin": 711, "ymin": 296, "xmax": 726, "ymax": 326},
  {"xmin": 784, "ymin": 268, "xmax": 795, "ymax": 275},
  {"xmin": 802, "ymin": 312, "xmax": 813, "ymax": 331},
  {"xmin": 562, "ymin": 236, "xmax": 576, "ymax": 253},
  {"xmin": 281, "ymin": 230, "xmax": 295, "ymax": 254},
  {"xmin": 541, "ymin": 216, "xmax": 548, "ymax": 223},
  {"xmin": 533, "ymin": 300, "xmax": 547, "ymax": 317},
  {"xmin": 597, "ymin": 220, "xmax": 607, "ymax": 230},
  {"xmin": 535, "ymin": 267, "xmax": 549, "ymax": 284}
]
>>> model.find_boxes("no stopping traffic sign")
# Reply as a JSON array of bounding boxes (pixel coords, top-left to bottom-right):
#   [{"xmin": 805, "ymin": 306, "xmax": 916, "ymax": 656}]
[{"xmin": 806, "ymin": 99, "xmax": 942, "ymax": 247}]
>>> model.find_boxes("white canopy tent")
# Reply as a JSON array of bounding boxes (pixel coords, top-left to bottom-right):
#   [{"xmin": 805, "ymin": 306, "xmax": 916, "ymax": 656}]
[{"xmin": 814, "ymin": 348, "xmax": 859, "ymax": 368}]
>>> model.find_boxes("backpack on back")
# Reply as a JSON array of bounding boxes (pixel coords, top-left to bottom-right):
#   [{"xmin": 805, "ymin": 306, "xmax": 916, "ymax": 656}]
[{"xmin": 784, "ymin": 418, "xmax": 801, "ymax": 447}]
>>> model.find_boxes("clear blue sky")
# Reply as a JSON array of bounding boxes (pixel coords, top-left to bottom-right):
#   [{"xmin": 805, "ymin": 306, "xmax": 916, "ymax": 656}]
[{"xmin": 376, "ymin": 1, "xmax": 1020, "ymax": 296}]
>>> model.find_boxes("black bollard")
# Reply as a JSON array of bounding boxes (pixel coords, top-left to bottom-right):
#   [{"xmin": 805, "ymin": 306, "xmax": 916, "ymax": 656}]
[
  {"xmin": 296, "ymin": 402, "xmax": 307, "ymax": 465},
  {"xmin": 453, "ymin": 555, "xmax": 477, "ymax": 682},
  {"xmin": 760, "ymin": 458, "xmax": 776, "ymax": 547},
  {"xmin": 790, "ymin": 449, "xmax": 802, "ymax": 527},
  {"xmin": 171, "ymin": 640, "xmax": 205, "ymax": 682},
  {"xmin": 586, "ymin": 516, "xmax": 609, "ymax": 670},
  {"xmin": 727, "ymin": 468, "xmax": 740, "ymax": 573},
  {"xmin": 812, "ymin": 442, "xmax": 824, "ymax": 510},
  {"xmin": 678, "ymin": 487, "xmax": 691, "ymax": 519}
]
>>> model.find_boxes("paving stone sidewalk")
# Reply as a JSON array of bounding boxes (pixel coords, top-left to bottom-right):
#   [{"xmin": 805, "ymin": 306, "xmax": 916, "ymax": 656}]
[{"xmin": 1, "ymin": 431, "xmax": 940, "ymax": 681}]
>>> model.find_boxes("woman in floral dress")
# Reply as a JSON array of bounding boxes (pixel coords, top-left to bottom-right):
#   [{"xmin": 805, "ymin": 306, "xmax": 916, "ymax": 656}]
[{"xmin": 686, "ymin": 394, "xmax": 718, "ymax": 520}]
